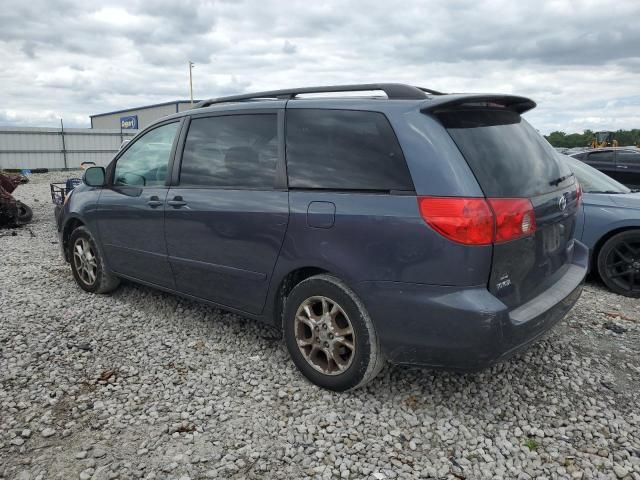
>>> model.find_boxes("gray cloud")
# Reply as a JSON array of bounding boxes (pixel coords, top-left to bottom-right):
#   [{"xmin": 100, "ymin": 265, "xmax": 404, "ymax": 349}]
[
  {"xmin": 0, "ymin": 0, "xmax": 638, "ymax": 133},
  {"xmin": 283, "ymin": 40, "xmax": 297, "ymax": 55}
]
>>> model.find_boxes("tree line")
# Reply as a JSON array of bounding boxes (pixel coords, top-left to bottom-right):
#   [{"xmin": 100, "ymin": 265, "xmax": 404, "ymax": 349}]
[{"xmin": 545, "ymin": 129, "xmax": 640, "ymax": 148}]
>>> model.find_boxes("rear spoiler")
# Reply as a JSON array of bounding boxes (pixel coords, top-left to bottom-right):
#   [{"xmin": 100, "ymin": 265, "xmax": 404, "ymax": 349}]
[{"xmin": 420, "ymin": 94, "xmax": 536, "ymax": 114}]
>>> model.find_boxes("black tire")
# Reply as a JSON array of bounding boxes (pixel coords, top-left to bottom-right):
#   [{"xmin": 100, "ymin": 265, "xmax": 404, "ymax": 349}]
[
  {"xmin": 15, "ymin": 201, "xmax": 33, "ymax": 225},
  {"xmin": 68, "ymin": 226, "xmax": 120, "ymax": 294},
  {"xmin": 597, "ymin": 230, "xmax": 640, "ymax": 297},
  {"xmin": 283, "ymin": 274, "xmax": 384, "ymax": 391}
]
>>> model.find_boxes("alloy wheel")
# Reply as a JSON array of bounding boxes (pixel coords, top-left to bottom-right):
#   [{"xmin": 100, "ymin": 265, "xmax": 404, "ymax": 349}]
[
  {"xmin": 294, "ymin": 296, "xmax": 355, "ymax": 375},
  {"xmin": 73, "ymin": 237, "xmax": 97, "ymax": 286},
  {"xmin": 604, "ymin": 239, "xmax": 640, "ymax": 293}
]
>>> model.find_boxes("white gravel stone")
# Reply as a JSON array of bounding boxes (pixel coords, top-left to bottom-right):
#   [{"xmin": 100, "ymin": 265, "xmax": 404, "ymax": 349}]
[
  {"xmin": 614, "ymin": 465, "xmax": 630, "ymax": 478},
  {"xmin": 79, "ymin": 468, "xmax": 94, "ymax": 480},
  {"xmin": 92, "ymin": 448, "xmax": 107, "ymax": 458},
  {"xmin": 0, "ymin": 172, "xmax": 639, "ymax": 479}
]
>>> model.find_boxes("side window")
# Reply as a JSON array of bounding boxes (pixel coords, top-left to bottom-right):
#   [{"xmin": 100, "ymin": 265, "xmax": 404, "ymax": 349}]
[
  {"xmin": 114, "ymin": 122, "xmax": 179, "ymax": 187},
  {"xmin": 586, "ymin": 151, "xmax": 614, "ymax": 164},
  {"xmin": 179, "ymin": 114, "xmax": 278, "ymax": 189},
  {"xmin": 617, "ymin": 150, "xmax": 640, "ymax": 164},
  {"xmin": 286, "ymin": 109, "xmax": 414, "ymax": 191}
]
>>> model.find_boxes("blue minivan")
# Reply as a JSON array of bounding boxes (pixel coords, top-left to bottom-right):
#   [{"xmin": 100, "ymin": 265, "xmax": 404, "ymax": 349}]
[{"xmin": 57, "ymin": 84, "xmax": 587, "ymax": 390}]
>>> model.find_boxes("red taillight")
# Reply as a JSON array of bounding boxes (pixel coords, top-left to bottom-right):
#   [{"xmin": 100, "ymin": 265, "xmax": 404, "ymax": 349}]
[
  {"xmin": 417, "ymin": 196, "xmax": 536, "ymax": 245},
  {"xmin": 417, "ymin": 197, "xmax": 494, "ymax": 245},
  {"xmin": 488, "ymin": 198, "xmax": 537, "ymax": 242}
]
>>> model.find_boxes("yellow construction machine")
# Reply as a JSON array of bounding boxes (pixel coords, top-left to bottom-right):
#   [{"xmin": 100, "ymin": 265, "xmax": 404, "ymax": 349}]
[{"xmin": 590, "ymin": 131, "xmax": 619, "ymax": 148}]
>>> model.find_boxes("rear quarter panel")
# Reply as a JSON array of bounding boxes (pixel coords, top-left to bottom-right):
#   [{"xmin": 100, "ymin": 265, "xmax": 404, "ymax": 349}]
[
  {"xmin": 580, "ymin": 193, "xmax": 640, "ymax": 251},
  {"xmin": 271, "ymin": 191, "xmax": 492, "ymax": 286}
]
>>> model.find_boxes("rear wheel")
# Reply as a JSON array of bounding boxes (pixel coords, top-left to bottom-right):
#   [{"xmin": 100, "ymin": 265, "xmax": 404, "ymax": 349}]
[
  {"xmin": 69, "ymin": 226, "xmax": 120, "ymax": 294},
  {"xmin": 597, "ymin": 230, "xmax": 640, "ymax": 297},
  {"xmin": 283, "ymin": 274, "xmax": 384, "ymax": 391}
]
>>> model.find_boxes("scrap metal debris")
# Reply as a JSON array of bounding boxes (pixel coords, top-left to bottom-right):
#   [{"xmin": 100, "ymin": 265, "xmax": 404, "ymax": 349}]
[{"xmin": 0, "ymin": 173, "xmax": 33, "ymax": 228}]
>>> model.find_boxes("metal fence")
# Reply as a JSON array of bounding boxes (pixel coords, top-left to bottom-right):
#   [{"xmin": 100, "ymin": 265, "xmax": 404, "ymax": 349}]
[{"xmin": 0, "ymin": 126, "xmax": 139, "ymax": 170}]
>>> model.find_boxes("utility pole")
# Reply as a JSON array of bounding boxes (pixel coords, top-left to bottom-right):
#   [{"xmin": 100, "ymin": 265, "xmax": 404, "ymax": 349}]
[
  {"xmin": 60, "ymin": 118, "xmax": 68, "ymax": 170},
  {"xmin": 189, "ymin": 61, "xmax": 195, "ymax": 106}
]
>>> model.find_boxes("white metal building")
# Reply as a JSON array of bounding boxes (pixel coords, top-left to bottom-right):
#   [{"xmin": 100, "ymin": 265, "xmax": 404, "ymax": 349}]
[
  {"xmin": 0, "ymin": 127, "xmax": 137, "ymax": 170},
  {"xmin": 90, "ymin": 100, "xmax": 199, "ymax": 131},
  {"xmin": 0, "ymin": 100, "xmax": 200, "ymax": 170}
]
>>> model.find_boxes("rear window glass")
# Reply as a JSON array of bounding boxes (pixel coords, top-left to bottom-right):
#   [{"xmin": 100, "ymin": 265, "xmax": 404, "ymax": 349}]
[
  {"xmin": 437, "ymin": 109, "xmax": 573, "ymax": 197},
  {"xmin": 286, "ymin": 109, "xmax": 413, "ymax": 191}
]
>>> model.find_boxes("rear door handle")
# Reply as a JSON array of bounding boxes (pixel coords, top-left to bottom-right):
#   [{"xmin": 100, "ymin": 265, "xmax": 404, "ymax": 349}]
[
  {"xmin": 167, "ymin": 196, "xmax": 187, "ymax": 208},
  {"xmin": 147, "ymin": 196, "xmax": 163, "ymax": 208},
  {"xmin": 617, "ymin": 165, "xmax": 628, "ymax": 169}
]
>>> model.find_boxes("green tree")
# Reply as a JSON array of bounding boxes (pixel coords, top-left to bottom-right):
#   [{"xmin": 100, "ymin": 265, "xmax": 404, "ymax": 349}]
[
  {"xmin": 545, "ymin": 129, "xmax": 639, "ymax": 148},
  {"xmin": 546, "ymin": 131, "xmax": 568, "ymax": 147}
]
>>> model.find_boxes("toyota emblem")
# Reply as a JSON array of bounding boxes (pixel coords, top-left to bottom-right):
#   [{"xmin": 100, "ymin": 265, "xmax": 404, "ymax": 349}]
[{"xmin": 558, "ymin": 194, "xmax": 567, "ymax": 212}]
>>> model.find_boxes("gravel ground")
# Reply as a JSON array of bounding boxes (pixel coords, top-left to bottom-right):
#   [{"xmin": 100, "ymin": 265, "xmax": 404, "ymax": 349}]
[{"xmin": 1, "ymin": 171, "xmax": 639, "ymax": 480}]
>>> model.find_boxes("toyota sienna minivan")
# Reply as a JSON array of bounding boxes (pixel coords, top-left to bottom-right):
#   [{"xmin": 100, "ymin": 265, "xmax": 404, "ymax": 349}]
[{"xmin": 57, "ymin": 83, "xmax": 588, "ymax": 391}]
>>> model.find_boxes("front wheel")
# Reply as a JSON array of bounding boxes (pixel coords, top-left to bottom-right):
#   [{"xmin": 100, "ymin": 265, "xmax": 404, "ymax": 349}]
[
  {"xmin": 597, "ymin": 230, "xmax": 640, "ymax": 297},
  {"xmin": 283, "ymin": 274, "xmax": 384, "ymax": 391},
  {"xmin": 69, "ymin": 226, "xmax": 120, "ymax": 294}
]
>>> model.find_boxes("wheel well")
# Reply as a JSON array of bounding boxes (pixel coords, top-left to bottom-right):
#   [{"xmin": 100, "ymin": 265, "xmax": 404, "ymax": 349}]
[
  {"xmin": 62, "ymin": 218, "xmax": 84, "ymax": 261},
  {"xmin": 273, "ymin": 267, "xmax": 329, "ymax": 329},
  {"xmin": 591, "ymin": 226, "xmax": 640, "ymax": 277}
]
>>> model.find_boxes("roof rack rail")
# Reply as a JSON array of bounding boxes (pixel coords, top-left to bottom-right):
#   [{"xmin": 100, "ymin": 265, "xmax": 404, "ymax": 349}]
[{"xmin": 195, "ymin": 83, "xmax": 444, "ymax": 108}]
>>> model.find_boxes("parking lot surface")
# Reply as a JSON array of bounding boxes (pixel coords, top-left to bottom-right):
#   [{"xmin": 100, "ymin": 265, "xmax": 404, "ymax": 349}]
[{"xmin": 1, "ymin": 172, "xmax": 639, "ymax": 480}]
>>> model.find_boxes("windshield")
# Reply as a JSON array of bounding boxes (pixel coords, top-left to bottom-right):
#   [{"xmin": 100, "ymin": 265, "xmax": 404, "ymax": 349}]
[
  {"xmin": 438, "ymin": 109, "xmax": 574, "ymax": 197},
  {"xmin": 563, "ymin": 155, "xmax": 630, "ymax": 194}
]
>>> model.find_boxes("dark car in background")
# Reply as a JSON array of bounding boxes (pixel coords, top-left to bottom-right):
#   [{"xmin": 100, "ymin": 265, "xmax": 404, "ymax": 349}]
[
  {"xmin": 565, "ymin": 155, "xmax": 640, "ymax": 297},
  {"xmin": 570, "ymin": 148, "xmax": 640, "ymax": 187},
  {"xmin": 56, "ymin": 83, "xmax": 587, "ymax": 390}
]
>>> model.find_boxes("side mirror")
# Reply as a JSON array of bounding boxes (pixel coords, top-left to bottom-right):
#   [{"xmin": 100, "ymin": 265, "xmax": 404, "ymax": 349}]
[{"xmin": 83, "ymin": 166, "xmax": 106, "ymax": 187}]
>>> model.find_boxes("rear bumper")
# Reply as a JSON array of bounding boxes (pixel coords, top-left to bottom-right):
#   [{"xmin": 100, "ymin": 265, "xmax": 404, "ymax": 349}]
[{"xmin": 356, "ymin": 240, "xmax": 588, "ymax": 369}]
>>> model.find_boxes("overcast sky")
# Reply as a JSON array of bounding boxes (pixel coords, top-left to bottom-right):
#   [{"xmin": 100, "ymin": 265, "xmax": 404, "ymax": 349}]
[{"xmin": 1, "ymin": 0, "xmax": 639, "ymax": 133}]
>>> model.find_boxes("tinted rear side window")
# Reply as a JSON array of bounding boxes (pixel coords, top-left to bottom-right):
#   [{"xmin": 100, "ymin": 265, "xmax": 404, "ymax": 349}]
[
  {"xmin": 615, "ymin": 150, "xmax": 640, "ymax": 164},
  {"xmin": 180, "ymin": 114, "xmax": 278, "ymax": 189},
  {"xmin": 438, "ymin": 109, "xmax": 573, "ymax": 197},
  {"xmin": 286, "ymin": 109, "xmax": 413, "ymax": 191},
  {"xmin": 587, "ymin": 151, "xmax": 614, "ymax": 164}
]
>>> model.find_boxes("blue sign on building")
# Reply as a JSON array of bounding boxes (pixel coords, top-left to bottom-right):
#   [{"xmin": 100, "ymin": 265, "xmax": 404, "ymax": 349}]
[{"xmin": 120, "ymin": 115, "xmax": 138, "ymax": 129}]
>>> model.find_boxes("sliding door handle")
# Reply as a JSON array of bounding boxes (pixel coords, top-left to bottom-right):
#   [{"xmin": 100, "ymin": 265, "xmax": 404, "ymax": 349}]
[{"xmin": 167, "ymin": 196, "xmax": 187, "ymax": 208}]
